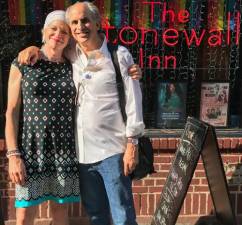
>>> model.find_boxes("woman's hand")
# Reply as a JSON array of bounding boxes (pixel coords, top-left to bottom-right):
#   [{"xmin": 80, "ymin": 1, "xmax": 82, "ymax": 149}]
[{"xmin": 8, "ymin": 155, "xmax": 27, "ymax": 185}]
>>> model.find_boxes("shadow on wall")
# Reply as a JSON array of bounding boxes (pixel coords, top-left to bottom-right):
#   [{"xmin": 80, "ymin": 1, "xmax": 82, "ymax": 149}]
[
  {"xmin": 194, "ymin": 216, "xmax": 221, "ymax": 225},
  {"xmin": 194, "ymin": 160, "xmax": 242, "ymax": 225}
]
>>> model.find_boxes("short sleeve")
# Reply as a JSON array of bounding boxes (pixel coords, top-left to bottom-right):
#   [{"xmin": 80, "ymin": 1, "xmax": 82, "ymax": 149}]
[{"xmin": 11, "ymin": 57, "xmax": 24, "ymax": 75}]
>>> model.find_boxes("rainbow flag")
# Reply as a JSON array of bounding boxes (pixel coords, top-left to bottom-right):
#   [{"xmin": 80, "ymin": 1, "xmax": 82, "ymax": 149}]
[
  {"xmin": 151, "ymin": 0, "xmax": 162, "ymax": 29},
  {"xmin": 104, "ymin": 0, "xmax": 111, "ymax": 24},
  {"xmin": 8, "ymin": 0, "xmax": 79, "ymax": 25},
  {"xmin": 8, "ymin": 0, "xmax": 19, "ymax": 25},
  {"xmin": 217, "ymin": 0, "xmax": 225, "ymax": 30},
  {"xmin": 109, "ymin": 0, "xmax": 129, "ymax": 27},
  {"xmin": 94, "ymin": 0, "xmax": 105, "ymax": 27},
  {"xmin": 226, "ymin": 0, "xmax": 240, "ymax": 30},
  {"xmin": 207, "ymin": 0, "xmax": 224, "ymax": 30},
  {"xmin": 132, "ymin": 0, "xmax": 150, "ymax": 28},
  {"xmin": 167, "ymin": 0, "xmax": 187, "ymax": 30},
  {"xmin": 188, "ymin": 0, "xmax": 203, "ymax": 30}
]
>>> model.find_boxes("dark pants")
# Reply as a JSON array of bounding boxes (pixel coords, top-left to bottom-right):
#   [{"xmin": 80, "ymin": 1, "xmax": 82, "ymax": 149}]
[{"xmin": 79, "ymin": 153, "xmax": 137, "ymax": 225}]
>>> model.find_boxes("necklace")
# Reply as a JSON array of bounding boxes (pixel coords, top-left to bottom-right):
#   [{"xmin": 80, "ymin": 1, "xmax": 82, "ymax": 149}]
[{"xmin": 40, "ymin": 47, "xmax": 65, "ymax": 63}]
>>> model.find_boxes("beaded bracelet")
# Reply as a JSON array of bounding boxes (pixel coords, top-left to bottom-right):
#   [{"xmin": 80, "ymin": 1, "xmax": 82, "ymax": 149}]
[{"xmin": 6, "ymin": 150, "xmax": 21, "ymax": 159}]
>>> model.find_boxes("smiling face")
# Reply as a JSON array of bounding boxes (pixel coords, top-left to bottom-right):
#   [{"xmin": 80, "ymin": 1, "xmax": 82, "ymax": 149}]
[
  {"xmin": 67, "ymin": 3, "xmax": 101, "ymax": 47},
  {"xmin": 43, "ymin": 20, "xmax": 70, "ymax": 50}
]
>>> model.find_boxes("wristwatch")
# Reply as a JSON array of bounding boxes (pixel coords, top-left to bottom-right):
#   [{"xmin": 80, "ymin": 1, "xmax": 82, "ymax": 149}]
[{"xmin": 127, "ymin": 138, "xmax": 139, "ymax": 145}]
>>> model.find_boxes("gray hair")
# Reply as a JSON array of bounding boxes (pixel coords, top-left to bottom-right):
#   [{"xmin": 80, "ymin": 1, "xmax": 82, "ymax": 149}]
[{"xmin": 65, "ymin": 1, "xmax": 101, "ymax": 26}]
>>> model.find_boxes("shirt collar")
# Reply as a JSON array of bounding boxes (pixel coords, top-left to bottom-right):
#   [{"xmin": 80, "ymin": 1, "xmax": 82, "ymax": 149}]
[{"xmin": 75, "ymin": 35, "xmax": 109, "ymax": 57}]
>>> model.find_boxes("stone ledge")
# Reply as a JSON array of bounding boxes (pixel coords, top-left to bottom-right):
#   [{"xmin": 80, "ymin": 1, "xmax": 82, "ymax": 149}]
[{"xmin": 1, "ymin": 137, "xmax": 242, "ymax": 152}]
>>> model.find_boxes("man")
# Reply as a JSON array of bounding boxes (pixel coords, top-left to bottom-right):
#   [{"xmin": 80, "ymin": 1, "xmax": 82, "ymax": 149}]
[
  {"xmin": 18, "ymin": 2, "xmax": 144, "ymax": 225},
  {"xmin": 66, "ymin": 2, "xmax": 144, "ymax": 225}
]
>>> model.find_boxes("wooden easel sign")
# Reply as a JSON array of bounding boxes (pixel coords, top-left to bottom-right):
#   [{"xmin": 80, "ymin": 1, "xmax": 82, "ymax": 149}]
[{"xmin": 151, "ymin": 117, "xmax": 237, "ymax": 225}]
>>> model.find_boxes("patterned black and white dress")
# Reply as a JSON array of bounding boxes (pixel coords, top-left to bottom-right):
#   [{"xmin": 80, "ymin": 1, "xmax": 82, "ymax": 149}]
[{"xmin": 12, "ymin": 58, "xmax": 80, "ymax": 208}]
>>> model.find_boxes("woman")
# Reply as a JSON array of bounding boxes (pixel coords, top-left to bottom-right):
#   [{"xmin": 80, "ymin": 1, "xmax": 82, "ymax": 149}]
[
  {"xmin": 165, "ymin": 83, "xmax": 184, "ymax": 110},
  {"xmin": 5, "ymin": 10, "xmax": 79, "ymax": 225}
]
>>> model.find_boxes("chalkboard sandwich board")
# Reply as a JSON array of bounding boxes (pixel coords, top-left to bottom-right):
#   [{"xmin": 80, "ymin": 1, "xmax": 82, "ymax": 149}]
[{"xmin": 152, "ymin": 117, "xmax": 237, "ymax": 225}]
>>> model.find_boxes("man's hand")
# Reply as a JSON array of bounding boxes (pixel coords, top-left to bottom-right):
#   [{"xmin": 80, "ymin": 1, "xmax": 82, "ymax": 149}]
[
  {"xmin": 128, "ymin": 64, "xmax": 142, "ymax": 80},
  {"xmin": 18, "ymin": 46, "xmax": 40, "ymax": 65},
  {"xmin": 8, "ymin": 155, "xmax": 27, "ymax": 186},
  {"xmin": 123, "ymin": 143, "xmax": 139, "ymax": 176}
]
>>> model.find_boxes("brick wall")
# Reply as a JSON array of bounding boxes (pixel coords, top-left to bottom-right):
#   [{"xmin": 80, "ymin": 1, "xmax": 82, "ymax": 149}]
[{"xmin": 1, "ymin": 138, "xmax": 242, "ymax": 225}]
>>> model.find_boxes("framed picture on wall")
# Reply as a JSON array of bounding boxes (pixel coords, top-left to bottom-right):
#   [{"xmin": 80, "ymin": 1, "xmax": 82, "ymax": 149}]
[
  {"xmin": 155, "ymin": 81, "xmax": 187, "ymax": 129},
  {"xmin": 199, "ymin": 82, "xmax": 230, "ymax": 127}
]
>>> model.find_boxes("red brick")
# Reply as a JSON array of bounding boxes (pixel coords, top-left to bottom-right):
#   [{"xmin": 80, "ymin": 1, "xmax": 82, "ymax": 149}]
[
  {"xmin": 168, "ymin": 138, "xmax": 177, "ymax": 149},
  {"xmin": 153, "ymin": 163, "xmax": 160, "ymax": 171},
  {"xmin": 133, "ymin": 180, "xmax": 143, "ymax": 186},
  {"xmin": 201, "ymin": 179, "xmax": 208, "ymax": 185},
  {"xmin": 195, "ymin": 163, "xmax": 205, "ymax": 171},
  {"xmin": 150, "ymin": 171, "xmax": 168, "ymax": 178},
  {"xmin": 231, "ymin": 138, "xmax": 239, "ymax": 149},
  {"xmin": 141, "ymin": 194, "xmax": 148, "ymax": 215},
  {"xmin": 152, "ymin": 138, "xmax": 160, "ymax": 150},
  {"xmin": 153, "ymin": 156, "xmax": 163, "ymax": 163},
  {"xmin": 154, "ymin": 156, "xmax": 173, "ymax": 163},
  {"xmin": 190, "ymin": 179, "xmax": 200, "ymax": 185},
  {"xmin": 200, "ymin": 194, "xmax": 206, "ymax": 214},
  {"xmin": 148, "ymin": 187, "xmax": 162, "ymax": 193},
  {"xmin": 144, "ymin": 179, "xmax": 154, "ymax": 186},
  {"xmin": 155, "ymin": 194, "xmax": 161, "ymax": 206},
  {"xmin": 148, "ymin": 194, "xmax": 155, "ymax": 214},
  {"xmin": 159, "ymin": 138, "xmax": 168, "ymax": 149},
  {"xmin": 194, "ymin": 186, "xmax": 209, "ymax": 192},
  {"xmin": 223, "ymin": 138, "xmax": 231, "ymax": 149},
  {"xmin": 195, "ymin": 171, "xmax": 206, "ymax": 178},
  {"xmin": 238, "ymin": 138, "xmax": 242, "ymax": 149},
  {"xmin": 160, "ymin": 164, "xmax": 171, "ymax": 170},
  {"xmin": 132, "ymin": 186, "xmax": 148, "ymax": 193},
  {"xmin": 188, "ymin": 186, "xmax": 194, "ymax": 192},
  {"xmin": 185, "ymin": 194, "xmax": 191, "ymax": 214},
  {"xmin": 2, "ymin": 138, "xmax": 242, "ymax": 224},
  {"xmin": 224, "ymin": 156, "xmax": 240, "ymax": 164},
  {"xmin": 133, "ymin": 194, "xmax": 141, "ymax": 215},
  {"xmin": 155, "ymin": 179, "xmax": 166, "ymax": 186},
  {"xmin": 217, "ymin": 138, "xmax": 223, "ymax": 149},
  {"xmin": 192, "ymin": 194, "xmax": 199, "ymax": 214}
]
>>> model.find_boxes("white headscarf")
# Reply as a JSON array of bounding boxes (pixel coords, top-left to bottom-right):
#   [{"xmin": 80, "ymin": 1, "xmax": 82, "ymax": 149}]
[{"xmin": 44, "ymin": 10, "xmax": 66, "ymax": 28}]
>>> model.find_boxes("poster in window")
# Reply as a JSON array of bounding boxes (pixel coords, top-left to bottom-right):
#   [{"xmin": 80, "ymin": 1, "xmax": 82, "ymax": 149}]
[
  {"xmin": 199, "ymin": 82, "xmax": 230, "ymax": 127},
  {"xmin": 156, "ymin": 82, "xmax": 187, "ymax": 128}
]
